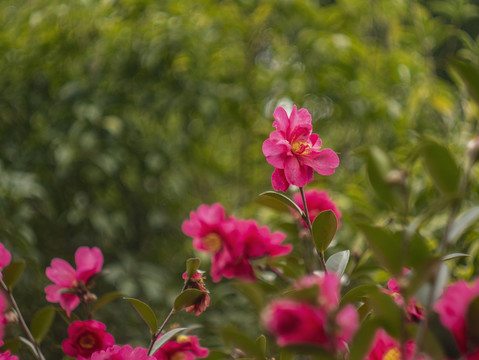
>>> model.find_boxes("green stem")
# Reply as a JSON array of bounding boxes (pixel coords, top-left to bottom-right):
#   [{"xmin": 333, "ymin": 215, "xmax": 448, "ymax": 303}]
[{"xmin": 0, "ymin": 280, "xmax": 45, "ymax": 360}]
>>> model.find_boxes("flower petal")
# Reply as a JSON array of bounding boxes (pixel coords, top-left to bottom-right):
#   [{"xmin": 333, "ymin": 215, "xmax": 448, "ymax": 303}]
[
  {"xmin": 302, "ymin": 148, "xmax": 339, "ymax": 176},
  {"xmin": 284, "ymin": 156, "xmax": 312, "ymax": 188},
  {"xmin": 75, "ymin": 247, "xmax": 103, "ymax": 282},
  {"xmin": 46, "ymin": 259, "xmax": 76, "ymax": 287},
  {"xmin": 272, "ymin": 106, "xmax": 290, "ymax": 135},
  {"xmin": 262, "ymin": 137, "xmax": 291, "ymax": 168},
  {"xmin": 271, "ymin": 168, "xmax": 290, "ymax": 192}
]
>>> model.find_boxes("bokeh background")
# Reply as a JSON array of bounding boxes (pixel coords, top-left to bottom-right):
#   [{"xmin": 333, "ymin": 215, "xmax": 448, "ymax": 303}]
[{"xmin": 1, "ymin": 0, "xmax": 479, "ymax": 358}]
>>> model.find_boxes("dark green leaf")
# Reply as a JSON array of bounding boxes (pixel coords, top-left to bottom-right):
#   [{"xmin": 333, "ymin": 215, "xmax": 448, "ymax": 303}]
[
  {"xmin": 221, "ymin": 325, "xmax": 265, "ymax": 359},
  {"xmin": 467, "ymin": 297, "xmax": 479, "ymax": 347},
  {"xmin": 255, "ymin": 335, "xmax": 267, "ymax": 358},
  {"xmin": 450, "ymin": 58, "xmax": 479, "ymax": 104},
  {"xmin": 447, "ymin": 206, "xmax": 479, "ymax": 244},
  {"xmin": 91, "ymin": 291, "xmax": 124, "ymax": 316},
  {"xmin": 30, "ymin": 306, "xmax": 56, "ymax": 344},
  {"xmin": 257, "ymin": 191, "xmax": 304, "ymax": 217},
  {"xmin": 185, "ymin": 258, "xmax": 201, "ymax": 279},
  {"xmin": 173, "ymin": 289, "xmax": 207, "ymax": 313},
  {"xmin": 149, "ymin": 327, "xmax": 187, "ymax": 356},
  {"xmin": 420, "ymin": 140, "xmax": 460, "ymax": 194},
  {"xmin": 124, "ymin": 297, "xmax": 158, "ymax": 335},
  {"xmin": 2, "ymin": 259, "xmax": 26, "ymax": 290},
  {"xmin": 312, "ymin": 210, "xmax": 338, "ymax": 253},
  {"xmin": 325, "ymin": 250, "xmax": 349, "ymax": 276}
]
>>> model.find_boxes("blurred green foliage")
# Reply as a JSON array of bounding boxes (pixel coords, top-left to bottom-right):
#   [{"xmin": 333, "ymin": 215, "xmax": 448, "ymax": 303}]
[{"xmin": 2, "ymin": 0, "xmax": 479, "ymax": 357}]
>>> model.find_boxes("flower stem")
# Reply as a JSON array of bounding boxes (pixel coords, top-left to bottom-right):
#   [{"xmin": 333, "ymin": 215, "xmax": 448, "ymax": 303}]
[
  {"xmin": 0, "ymin": 280, "xmax": 45, "ymax": 360},
  {"xmin": 299, "ymin": 187, "xmax": 327, "ymax": 273}
]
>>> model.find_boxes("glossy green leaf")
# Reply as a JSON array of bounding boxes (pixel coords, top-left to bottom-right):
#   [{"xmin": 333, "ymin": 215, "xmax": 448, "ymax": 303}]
[
  {"xmin": 185, "ymin": 258, "xmax": 201, "ymax": 279},
  {"xmin": 257, "ymin": 191, "xmax": 304, "ymax": 217},
  {"xmin": 2, "ymin": 259, "xmax": 26, "ymax": 290},
  {"xmin": 450, "ymin": 58, "xmax": 479, "ymax": 104},
  {"xmin": 358, "ymin": 224, "xmax": 402, "ymax": 276},
  {"xmin": 221, "ymin": 325, "xmax": 265, "ymax": 359},
  {"xmin": 149, "ymin": 327, "xmax": 187, "ymax": 356},
  {"xmin": 124, "ymin": 297, "xmax": 158, "ymax": 335},
  {"xmin": 173, "ymin": 289, "xmax": 207, "ymax": 313},
  {"xmin": 91, "ymin": 291, "xmax": 124, "ymax": 316},
  {"xmin": 325, "ymin": 250, "xmax": 349, "ymax": 276},
  {"xmin": 420, "ymin": 140, "xmax": 460, "ymax": 194},
  {"xmin": 312, "ymin": 210, "xmax": 337, "ymax": 253},
  {"xmin": 30, "ymin": 305, "xmax": 56, "ymax": 344},
  {"xmin": 447, "ymin": 206, "xmax": 479, "ymax": 244},
  {"xmin": 467, "ymin": 296, "xmax": 479, "ymax": 346}
]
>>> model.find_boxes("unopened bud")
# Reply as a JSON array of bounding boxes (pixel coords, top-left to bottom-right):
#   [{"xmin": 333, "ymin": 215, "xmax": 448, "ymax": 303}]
[
  {"xmin": 83, "ymin": 292, "xmax": 97, "ymax": 304},
  {"xmin": 3, "ymin": 311, "xmax": 18, "ymax": 325}
]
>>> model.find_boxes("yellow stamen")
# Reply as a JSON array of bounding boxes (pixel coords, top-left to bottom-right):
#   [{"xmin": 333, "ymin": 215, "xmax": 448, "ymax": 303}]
[
  {"xmin": 291, "ymin": 141, "xmax": 311, "ymax": 155},
  {"xmin": 79, "ymin": 334, "xmax": 96, "ymax": 349},
  {"xmin": 176, "ymin": 335, "xmax": 190, "ymax": 343},
  {"xmin": 203, "ymin": 233, "xmax": 222, "ymax": 253},
  {"xmin": 383, "ymin": 347, "xmax": 401, "ymax": 360},
  {"xmin": 171, "ymin": 352, "xmax": 187, "ymax": 360}
]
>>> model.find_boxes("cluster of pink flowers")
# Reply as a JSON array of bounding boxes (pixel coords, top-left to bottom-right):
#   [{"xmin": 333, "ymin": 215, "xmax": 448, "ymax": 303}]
[
  {"xmin": 182, "ymin": 203, "xmax": 292, "ymax": 282},
  {"xmin": 262, "ymin": 273, "xmax": 358, "ymax": 353},
  {"xmin": 262, "ymin": 105, "xmax": 339, "ymax": 192},
  {"xmin": 434, "ymin": 277, "xmax": 479, "ymax": 359}
]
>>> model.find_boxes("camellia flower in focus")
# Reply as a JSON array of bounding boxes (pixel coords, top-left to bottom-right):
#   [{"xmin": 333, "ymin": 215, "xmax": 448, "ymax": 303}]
[
  {"xmin": 62, "ymin": 320, "xmax": 115, "ymax": 360},
  {"xmin": 90, "ymin": 344, "xmax": 155, "ymax": 360},
  {"xmin": 434, "ymin": 278, "xmax": 479, "ymax": 358},
  {"xmin": 45, "ymin": 246, "xmax": 103, "ymax": 316},
  {"xmin": 262, "ymin": 105, "xmax": 339, "ymax": 192},
  {"xmin": 262, "ymin": 273, "xmax": 358, "ymax": 353},
  {"xmin": 182, "ymin": 271, "xmax": 210, "ymax": 316},
  {"xmin": 365, "ymin": 329, "xmax": 422, "ymax": 360},
  {"xmin": 152, "ymin": 334, "xmax": 209, "ymax": 360},
  {"xmin": 292, "ymin": 189, "xmax": 342, "ymax": 228},
  {"xmin": 182, "ymin": 203, "xmax": 291, "ymax": 282}
]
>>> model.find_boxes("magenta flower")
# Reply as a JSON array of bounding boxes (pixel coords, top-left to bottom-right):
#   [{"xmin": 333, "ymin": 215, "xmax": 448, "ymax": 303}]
[
  {"xmin": 292, "ymin": 189, "xmax": 342, "ymax": 228},
  {"xmin": 62, "ymin": 320, "xmax": 115, "ymax": 359},
  {"xmin": 90, "ymin": 345, "xmax": 155, "ymax": 360},
  {"xmin": 0, "ymin": 244, "xmax": 12, "ymax": 279},
  {"xmin": 45, "ymin": 246, "xmax": 103, "ymax": 316},
  {"xmin": 152, "ymin": 335, "xmax": 209, "ymax": 360},
  {"xmin": 434, "ymin": 278, "xmax": 479, "ymax": 356},
  {"xmin": 182, "ymin": 204, "xmax": 291, "ymax": 282},
  {"xmin": 262, "ymin": 273, "xmax": 358, "ymax": 352},
  {"xmin": 262, "ymin": 105, "xmax": 339, "ymax": 192},
  {"xmin": 365, "ymin": 329, "xmax": 421, "ymax": 360}
]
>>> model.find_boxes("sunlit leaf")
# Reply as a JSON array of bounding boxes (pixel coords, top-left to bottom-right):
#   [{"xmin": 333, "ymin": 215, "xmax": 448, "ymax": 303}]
[
  {"xmin": 124, "ymin": 297, "xmax": 158, "ymax": 335},
  {"xmin": 312, "ymin": 210, "xmax": 337, "ymax": 253},
  {"xmin": 325, "ymin": 250, "xmax": 349, "ymax": 276},
  {"xmin": 257, "ymin": 191, "xmax": 304, "ymax": 217},
  {"xmin": 30, "ymin": 306, "xmax": 55, "ymax": 344}
]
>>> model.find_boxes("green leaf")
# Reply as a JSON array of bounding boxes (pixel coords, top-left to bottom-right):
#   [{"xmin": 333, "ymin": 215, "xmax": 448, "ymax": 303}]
[
  {"xmin": 447, "ymin": 206, "xmax": 479, "ymax": 244},
  {"xmin": 349, "ymin": 319, "xmax": 380, "ymax": 360},
  {"xmin": 442, "ymin": 253, "xmax": 470, "ymax": 261},
  {"xmin": 173, "ymin": 289, "xmax": 207, "ymax": 313},
  {"xmin": 407, "ymin": 231, "xmax": 434, "ymax": 269},
  {"xmin": 124, "ymin": 297, "xmax": 158, "ymax": 335},
  {"xmin": 257, "ymin": 191, "xmax": 304, "ymax": 217},
  {"xmin": 467, "ymin": 297, "xmax": 479, "ymax": 347},
  {"xmin": 2, "ymin": 259, "xmax": 26, "ymax": 290},
  {"xmin": 365, "ymin": 290, "xmax": 402, "ymax": 338},
  {"xmin": 19, "ymin": 336, "xmax": 44, "ymax": 360},
  {"xmin": 91, "ymin": 291, "xmax": 124, "ymax": 316},
  {"xmin": 284, "ymin": 285, "xmax": 319, "ymax": 304},
  {"xmin": 255, "ymin": 335, "xmax": 267, "ymax": 358},
  {"xmin": 233, "ymin": 282, "xmax": 265, "ymax": 310},
  {"xmin": 340, "ymin": 284, "xmax": 379, "ymax": 307},
  {"xmin": 221, "ymin": 325, "xmax": 265, "ymax": 359},
  {"xmin": 149, "ymin": 327, "xmax": 187, "ymax": 356},
  {"xmin": 358, "ymin": 224, "xmax": 402, "ymax": 276},
  {"xmin": 312, "ymin": 210, "xmax": 338, "ymax": 253},
  {"xmin": 325, "ymin": 250, "xmax": 349, "ymax": 276},
  {"xmin": 185, "ymin": 258, "xmax": 201, "ymax": 279},
  {"xmin": 30, "ymin": 306, "xmax": 56, "ymax": 344},
  {"xmin": 450, "ymin": 58, "xmax": 479, "ymax": 104},
  {"xmin": 420, "ymin": 140, "xmax": 460, "ymax": 194}
]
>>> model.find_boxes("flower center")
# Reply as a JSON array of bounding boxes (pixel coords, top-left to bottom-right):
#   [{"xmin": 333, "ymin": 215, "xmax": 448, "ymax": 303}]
[
  {"xmin": 383, "ymin": 347, "xmax": 401, "ymax": 360},
  {"xmin": 79, "ymin": 334, "xmax": 96, "ymax": 349},
  {"xmin": 291, "ymin": 141, "xmax": 311, "ymax": 156},
  {"xmin": 176, "ymin": 335, "xmax": 190, "ymax": 343},
  {"xmin": 203, "ymin": 233, "xmax": 222, "ymax": 253},
  {"xmin": 171, "ymin": 352, "xmax": 187, "ymax": 360}
]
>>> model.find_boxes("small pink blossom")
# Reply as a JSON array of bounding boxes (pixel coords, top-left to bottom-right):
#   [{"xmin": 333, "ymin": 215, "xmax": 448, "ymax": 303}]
[
  {"xmin": 90, "ymin": 345, "xmax": 155, "ymax": 360},
  {"xmin": 182, "ymin": 204, "xmax": 291, "ymax": 282},
  {"xmin": 45, "ymin": 246, "xmax": 103, "ymax": 316},
  {"xmin": 365, "ymin": 329, "xmax": 421, "ymax": 360},
  {"xmin": 292, "ymin": 189, "xmax": 342, "ymax": 228},
  {"xmin": 434, "ymin": 278, "xmax": 479, "ymax": 356},
  {"xmin": 181, "ymin": 271, "xmax": 210, "ymax": 316},
  {"xmin": 153, "ymin": 335, "xmax": 209, "ymax": 360},
  {"xmin": 262, "ymin": 105, "xmax": 339, "ymax": 192},
  {"xmin": 62, "ymin": 320, "xmax": 115, "ymax": 359}
]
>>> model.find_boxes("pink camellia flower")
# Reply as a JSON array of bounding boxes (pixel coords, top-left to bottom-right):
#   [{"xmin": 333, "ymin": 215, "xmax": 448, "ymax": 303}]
[
  {"xmin": 0, "ymin": 341, "xmax": 18, "ymax": 360},
  {"xmin": 384, "ymin": 270, "xmax": 425, "ymax": 322},
  {"xmin": 434, "ymin": 278, "xmax": 479, "ymax": 357},
  {"xmin": 45, "ymin": 246, "xmax": 103, "ymax": 316},
  {"xmin": 262, "ymin": 105, "xmax": 339, "ymax": 192},
  {"xmin": 153, "ymin": 335, "xmax": 209, "ymax": 360},
  {"xmin": 62, "ymin": 320, "xmax": 115, "ymax": 359},
  {"xmin": 0, "ymin": 293, "xmax": 8, "ymax": 341},
  {"xmin": 365, "ymin": 329, "xmax": 421, "ymax": 360},
  {"xmin": 182, "ymin": 204, "xmax": 291, "ymax": 282},
  {"xmin": 90, "ymin": 345, "xmax": 155, "ymax": 360},
  {"xmin": 292, "ymin": 189, "xmax": 342, "ymax": 228},
  {"xmin": 0, "ymin": 244, "xmax": 11, "ymax": 271},
  {"xmin": 262, "ymin": 273, "xmax": 358, "ymax": 352},
  {"xmin": 181, "ymin": 271, "xmax": 210, "ymax": 316}
]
